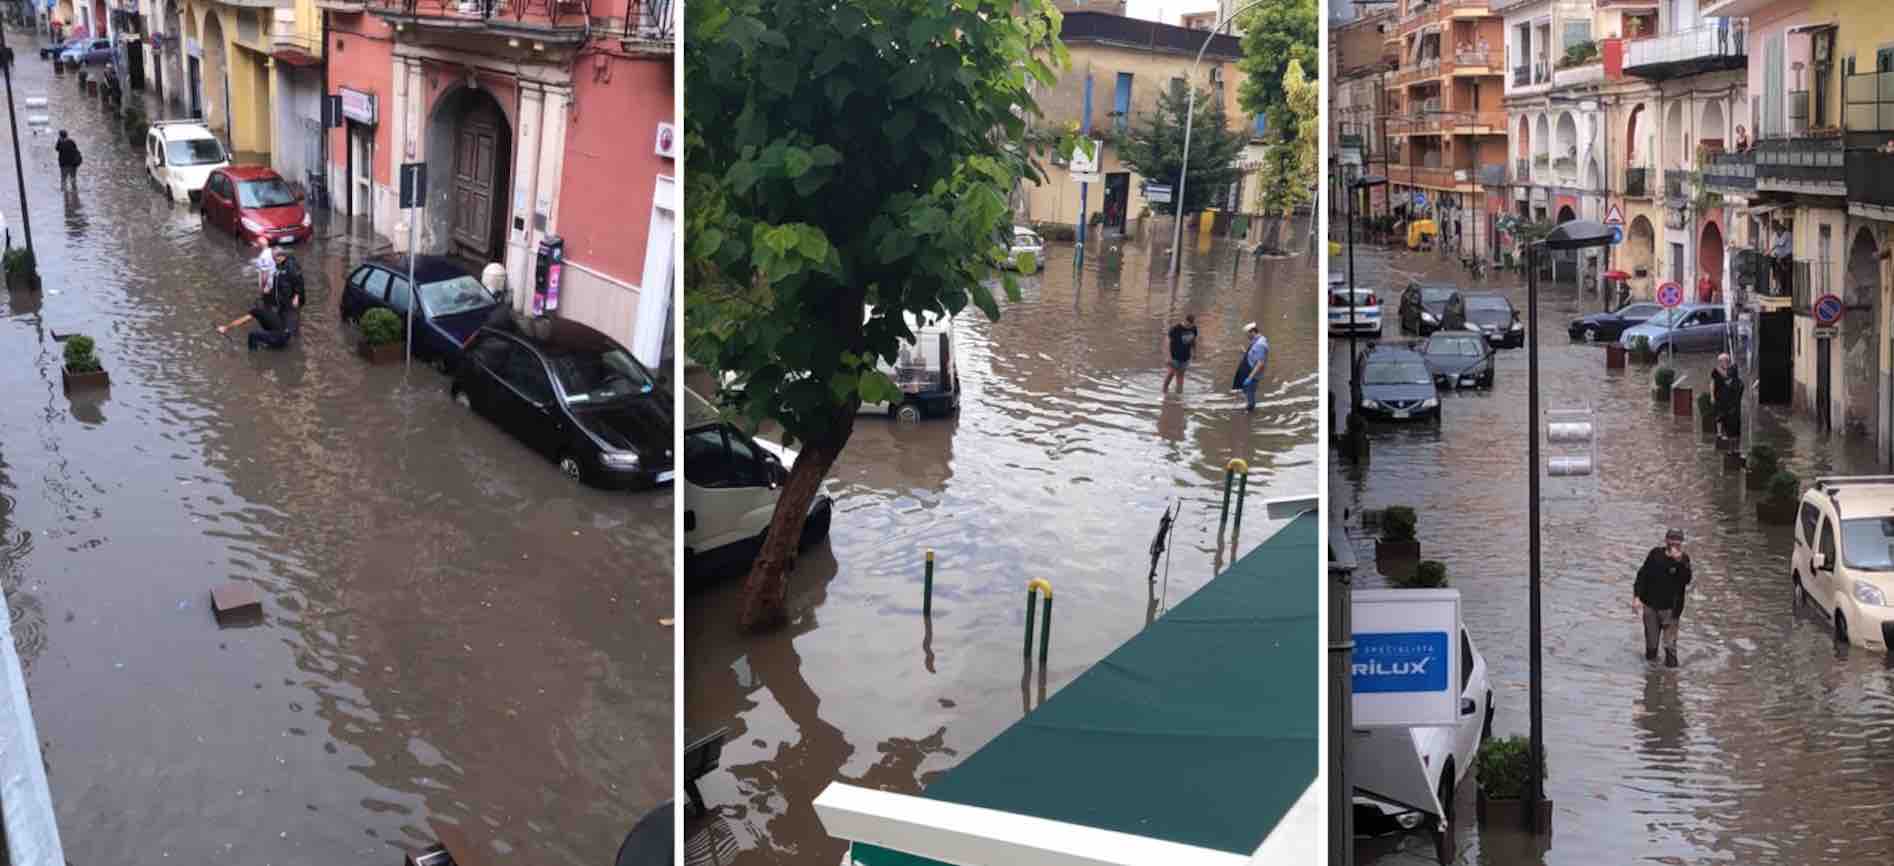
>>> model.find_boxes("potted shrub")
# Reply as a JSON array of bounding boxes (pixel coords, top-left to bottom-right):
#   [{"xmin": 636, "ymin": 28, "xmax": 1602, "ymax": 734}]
[
  {"xmin": 1697, "ymin": 392, "xmax": 1716, "ymax": 433},
  {"xmin": 60, "ymin": 334, "xmax": 109, "ymax": 393},
  {"xmin": 1475, "ymin": 735, "xmax": 1543, "ymax": 828},
  {"xmin": 1376, "ymin": 506, "xmax": 1420, "ymax": 562},
  {"xmin": 4, "ymin": 248, "xmax": 37, "ymax": 293},
  {"xmin": 1746, "ymin": 444, "xmax": 1780, "ymax": 491},
  {"xmin": 1393, "ymin": 559, "xmax": 1449, "ymax": 588},
  {"xmin": 1758, "ymin": 470, "xmax": 1800, "ymax": 524},
  {"xmin": 356, "ymin": 307, "xmax": 407, "ymax": 364},
  {"xmin": 1630, "ymin": 335, "xmax": 1656, "ymax": 364},
  {"xmin": 1651, "ymin": 366, "xmax": 1676, "ymax": 401},
  {"xmin": 122, "ymin": 104, "xmax": 148, "ymax": 145}
]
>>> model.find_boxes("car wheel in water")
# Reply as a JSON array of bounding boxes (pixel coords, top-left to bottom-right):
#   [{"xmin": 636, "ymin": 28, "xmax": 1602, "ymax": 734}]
[
  {"xmin": 431, "ymin": 355, "xmax": 452, "ymax": 375},
  {"xmin": 560, "ymin": 454, "xmax": 586, "ymax": 483},
  {"xmin": 1582, "ymin": 325, "xmax": 1599, "ymax": 343},
  {"xmin": 453, "ymin": 388, "xmax": 472, "ymax": 410},
  {"xmin": 895, "ymin": 403, "xmax": 922, "ymax": 424},
  {"xmin": 1836, "ymin": 610, "xmax": 1849, "ymax": 644},
  {"xmin": 1434, "ymin": 765, "xmax": 1454, "ymax": 863}
]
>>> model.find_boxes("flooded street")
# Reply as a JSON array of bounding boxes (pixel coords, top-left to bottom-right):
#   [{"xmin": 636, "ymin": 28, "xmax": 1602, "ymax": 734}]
[
  {"xmin": 0, "ymin": 51, "xmax": 669, "ymax": 862},
  {"xmin": 1333, "ymin": 243, "xmax": 1894, "ymax": 865},
  {"xmin": 684, "ymin": 227, "xmax": 1321, "ymax": 864}
]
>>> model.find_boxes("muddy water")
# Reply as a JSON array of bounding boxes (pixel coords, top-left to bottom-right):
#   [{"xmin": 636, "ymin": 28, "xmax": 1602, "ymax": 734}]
[
  {"xmin": 684, "ymin": 226, "xmax": 1321, "ymax": 864},
  {"xmin": 0, "ymin": 52, "xmax": 669, "ymax": 863},
  {"xmin": 1334, "ymin": 244, "xmax": 1894, "ymax": 865}
]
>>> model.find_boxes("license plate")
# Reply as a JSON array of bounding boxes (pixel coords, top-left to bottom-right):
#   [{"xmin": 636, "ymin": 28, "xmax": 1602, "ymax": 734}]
[
  {"xmin": 274, "ymin": 236, "xmax": 296, "ymax": 245},
  {"xmin": 1460, "ymin": 377, "xmax": 1476, "ymax": 386},
  {"xmin": 1392, "ymin": 410, "xmax": 1410, "ymax": 419},
  {"xmin": 656, "ymin": 470, "xmax": 675, "ymax": 483}
]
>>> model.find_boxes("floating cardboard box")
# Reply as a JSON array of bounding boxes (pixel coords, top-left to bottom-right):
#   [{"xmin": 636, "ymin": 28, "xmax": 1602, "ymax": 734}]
[{"xmin": 209, "ymin": 581, "xmax": 261, "ymax": 625}]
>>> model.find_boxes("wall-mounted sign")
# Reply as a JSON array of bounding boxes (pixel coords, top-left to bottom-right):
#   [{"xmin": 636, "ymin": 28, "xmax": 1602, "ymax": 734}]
[
  {"xmin": 185, "ymin": 37, "xmax": 200, "ymax": 57},
  {"xmin": 1352, "ymin": 589, "xmax": 1462, "ymax": 728},
  {"xmin": 655, "ymin": 122, "xmax": 675, "ymax": 159},
  {"xmin": 339, "ymin": 86, "xmax": 376, "ymax": 125}
]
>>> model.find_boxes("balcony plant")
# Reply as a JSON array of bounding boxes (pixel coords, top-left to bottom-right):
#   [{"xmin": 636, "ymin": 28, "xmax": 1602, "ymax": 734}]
[
  {"xmin": 1475, "ymin": 735, "xmax": 1542, "ymax": 827},
  {"xmin": 356, "ymin": 307, "xmax": 406, "ymax": 364},
  {"xmin": 122, "ymin": 103, "xmax": 148, "ymax": 145},
  {"xmin": 1746, "ymin": 444, "xmax": 1780, "ymax": 491},
  {"xmin": 61, "ymin": 334, "xmax": 109, "ymax": 393},
  {"xmin": 1556, "ymin": 40, "xmax": 1599, "ymax": 69},
  {"xmin": 1758, "ymin": 470, "xmax": 1800, "ymax": 524},
  {"xmin": 1376, "ymin": 505, "xmax": 1420, "ymax": 563}
]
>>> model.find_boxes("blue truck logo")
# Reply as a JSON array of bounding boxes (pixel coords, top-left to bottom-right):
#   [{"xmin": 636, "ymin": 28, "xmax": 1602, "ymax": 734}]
[{"xmin": 1352, "ymin": 631, "xmax": 1450, "ymax": 694}]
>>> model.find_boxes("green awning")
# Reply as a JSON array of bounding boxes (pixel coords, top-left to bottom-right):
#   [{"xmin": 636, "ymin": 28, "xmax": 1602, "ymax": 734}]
[{"xmin": 848, "ymin": 512, "xmax": 1319, "ymax": 862}]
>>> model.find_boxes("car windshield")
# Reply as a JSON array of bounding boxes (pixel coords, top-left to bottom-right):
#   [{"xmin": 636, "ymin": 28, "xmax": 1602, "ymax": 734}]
[
  {"xmin": 552, "ymin": 347, "xmax": 658, "ymax": 404},
  {"xmin": 166, "ymin": 138, "xmax": 226, "ymax": 166},
  {"xmin": 1364, "ymin": 361, "xmax": 1433, "ymax": 385},
  {"xmin": 237, "ymin": 178, "xmax": 297, "ymax": 208},
  {"xmin": 1427, "ymin": 336, "xmax": 1484, "ymax": 356},
  {"xmin": 1641, "ymin": 308, "xmax": 1690, "ymax": 328},
  {"xmin": 418, "ymin": 275, "xmax": 497, "ymax": 318},
  {"xmin": 1841, "ymin": 517, "xmax": 1894, "ymax": 571},
  {"xmin": 1464, "ymin": 297, "xmax": 1510, "ymax": 313},
  {"xmin": 1420, "ymin": 287, "xmax": 1455, "ymax": 304}
]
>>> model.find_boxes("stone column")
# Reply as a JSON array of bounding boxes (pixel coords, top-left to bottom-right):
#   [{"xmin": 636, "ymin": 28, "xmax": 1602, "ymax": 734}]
[{"xmin": 506, "ymin": 79, "xmax": 545, "ymax": 313}]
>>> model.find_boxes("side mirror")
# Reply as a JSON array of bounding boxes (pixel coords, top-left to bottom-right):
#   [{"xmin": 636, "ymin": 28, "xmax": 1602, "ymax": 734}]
[{"xmin": 1460, "ymin": 697, "xmax": 1477, "ymax": 716}]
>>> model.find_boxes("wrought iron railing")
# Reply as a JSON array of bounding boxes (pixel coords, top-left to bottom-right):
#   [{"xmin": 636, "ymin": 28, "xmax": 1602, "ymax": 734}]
[
  {"xmin": 377, "ymin": 0, "xmax": 595, "ymax": 30},
  {"xmin": 1663, "ymin": 170, "xmax": 1686, "ymax": 200},
  {"xmin": 1513, "ymin": 64, "xmax": 1528, "ymax": 87},
  {"xmin": 1755, "ymin": 136, "xmax": 1844, "ymax": 188},
  {"xmin": 1515, "ymin": 157, "xmax": 1529, "ymax": 182},
  {"xmin": 1702, "ymin": 149, "xmax": 1754, "ymax": 193},
  {"xmin": 1845, "ymin": 148, "xmax": 1894, "ymax": 208}
]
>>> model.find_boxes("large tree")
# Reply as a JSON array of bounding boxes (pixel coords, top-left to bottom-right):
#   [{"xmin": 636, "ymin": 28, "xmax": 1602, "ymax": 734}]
[
  {"xmin": 1235, "ymin": 0, "xmax": 1317, "ymax": 137},
  {"xmin": 1255, "ymin": 59, "xmax": 1319, "ymax": 249},
  {"xmin": 1116, "ymin": 79, "xmax": 1247, "ymax": 217},
  {"xmin": 685, "ymin": 0, "xmax": 1069, "ymax": 629}
]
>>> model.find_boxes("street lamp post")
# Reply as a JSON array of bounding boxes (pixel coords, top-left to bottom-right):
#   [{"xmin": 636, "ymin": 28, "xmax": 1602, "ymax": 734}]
[
  {"xmin": 1167, "ymin": 0, "xmax": 1269, "ymax": 279},
  {"xmin": 1526, "ymin": 218, "xmax": 1613, "ymax": 835},
  {"xmin": 1345, "ymin": 175, "xmax": 1387, "ymax": 462},
  {"xmin": 0, "ymin": 14, "xmax": 32, "ymax": 260}
]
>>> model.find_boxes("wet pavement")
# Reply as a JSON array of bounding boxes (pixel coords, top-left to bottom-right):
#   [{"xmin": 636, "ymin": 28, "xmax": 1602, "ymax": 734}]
[
  {"xmin": 683, "ymin": 226, "xmax": 1321, "ymax": 864},
  {"xmin": 1333, "ymin": 242, "xmax": 1894, "ymax": 865},
  {"xmin": 0, "ymin": 50, "xmax": 670, "ymax": 863}
]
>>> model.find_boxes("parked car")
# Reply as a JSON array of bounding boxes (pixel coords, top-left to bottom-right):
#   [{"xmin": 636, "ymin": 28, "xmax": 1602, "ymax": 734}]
[
  {"xmin": 1420, "ymin": 330, "xmax": 1493, "ymax": 389},
  {"xmin": 1398, "ymin": 282, "xmax": 1458, "ymax": 335},
  {"xmin": 1568, "ymin": 301, "xmax": 1664, "ymax": 343},
  {"xmin": 339, "ymin": 255, "xmax": 505, "ymax": 370},
  {"xmin": 860, "ymin": 306, "xmax": 960, "ymax": 421},
  {"xmin": 682, "ymin": 387, "xmax": 834, "ymax": 580},
  {"xmin": 1457, "ymin": 293, "xmax": 1525, "ymax": 348},
  {"xmin": 1355, "ymin": 345, "xmax": 1440, "ymax": 423},
  {"xmin": 200, "ymin": 166, "xmax": 311, "ymax": 245},
  {"xmin": 146, "ymin": 120, "xmax": 229, "ymax": 203},
  {"xmin": 1354, "ymin": 625, "xmax": 1492, "ymax": 838},
  {"xmin": 1002, "ymin": 225, "xmax": 1044, "ymax": 272},
  {"xmin": 1330, "ymin": 287, "xmax": 1382, "ymax": 337},
  {"xmin": 1792, "ymin": 476, "xmax": 1894, "ymax": 651},
  {"xmin": 59, "ymin": 37, "xmax": 112, "ymax": 66},
  {"xmin": 1617, "ymin": 303, "xmax": 1729, "ymax": 355},
  {"xmin": 450, "ymin": 319, "xmax": 671, "ymax": 489},
  {"xmin": 41, "ymin": 37, "xmax": 85, "ymax": 61}
]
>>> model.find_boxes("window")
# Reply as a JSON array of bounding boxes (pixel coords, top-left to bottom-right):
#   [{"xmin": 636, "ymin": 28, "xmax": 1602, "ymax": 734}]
[
  {"xmin": 684, "ymin": 427, "xmax": 736, "ymax": 487},
  {"xmin": 550, "ymin": 347, "xmax": 657, "ymax": 403},
  {"xmin": 360, "ymin": 267, "xmax": 390, "ymax": 303},
  {"xmin": 1879, "ymin": 46, "xmax": 1894, "ymax": 73},
  {"xmin": 418, "ymin": 275, "xmax": 495, "ymax": 317},
  {"xmin": 386, "ymin": 276, "xmax": 413, "ymax": 315},
  {"xmin": 1671, "ymin": 243, "xmax": 1684, "ymax": 283},
  {"xmin": 723, "ymin": 427, "xmax": 768, "ymax": 486},
  {"xmin": 503, "ymin": 349, "xmax": 555, "ymax": 404},
  {"xmin": 237, "ymin": 178, "xmax": 297, "ymax": 209},
  {"xmin": 1820, "ymin": 516, "xmax": 1839, "ymax": 566},
  {"xmin": 1459, "ymin": 630, "xmax": 1473, "ymax": 693},
  {"xmin": 467, "ymin": 335, "xmax": 512, "ymax": 372},
  {"xmin": 1113, "ymin": 72, "xmax": 1132, "ymax": 132},
  {"xmin": 1562, "ymin": 21, "xmax": 1591, "ymax": 52},
  {"xmin": 1800, "ymin": 501, "xmax": 1821, "ymax": 545},
  {"xmin": 166, "ymin": 138, "xmax": 226, "ymax": 166},
  {"xmin": 348, "ymin": 266, "xmax": 370, "ymax": 291}
]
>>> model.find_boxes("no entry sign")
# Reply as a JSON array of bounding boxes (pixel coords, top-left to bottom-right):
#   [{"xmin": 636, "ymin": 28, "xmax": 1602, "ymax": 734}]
[
  {"xmin": 1656, "ymin": 280, "xmax": 1684, "ymax": 308},
  {"xmin": 1814, "ymin": 293, "xmax": 1845, "ymax": 326}
]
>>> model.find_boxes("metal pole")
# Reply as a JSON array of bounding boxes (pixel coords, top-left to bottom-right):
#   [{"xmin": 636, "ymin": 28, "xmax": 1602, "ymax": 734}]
[
  {"xmin": 1078, "ymin": 74, "xmax": 1090, "ymax": 258},
  {"xmin": 0, "ymin": 16, "xmax": 30, "ymax": 258},
  {"xmin": 405, "ymin": 216, "xmax": 417, "ymax": 368},
  {"xmin": 1167, "ymin": 0, "xmax": 1267, "ymax": 279},
  {"xmin": 1527, "ymin": 240, "xmax": 1545, "ymax": 831},
  {"xmin": 1329, "ymin": 542, "xmax": 1356, "ymax": 866},
  {"xmin": 1347, "ymin": 179, "xmax": 1360, "ymax": 425},
  {"xmin": 922, "ymin": 549, "xmax": 934, "ymax": 617}
]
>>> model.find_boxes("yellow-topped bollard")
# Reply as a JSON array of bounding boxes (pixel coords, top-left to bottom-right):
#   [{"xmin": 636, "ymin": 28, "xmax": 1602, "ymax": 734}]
[
  {"xmin": 1221, "ymin": 458, "xmax": 1250, "ymax": 535},
  {"xmin": 1024, "ymin": 579, "xmax": 1054, "ymax": 666}
]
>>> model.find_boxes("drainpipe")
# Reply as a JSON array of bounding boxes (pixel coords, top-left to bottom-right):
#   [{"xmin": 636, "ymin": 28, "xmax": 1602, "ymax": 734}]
[{"xmin": 319, "ymin": 6, "xmax": 327, "ymax": 209}]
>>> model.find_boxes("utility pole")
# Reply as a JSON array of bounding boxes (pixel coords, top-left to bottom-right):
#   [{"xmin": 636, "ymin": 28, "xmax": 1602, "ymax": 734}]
[{"xmin": 0, "ymin": 14, "xmax": 33, "ymax": 259}]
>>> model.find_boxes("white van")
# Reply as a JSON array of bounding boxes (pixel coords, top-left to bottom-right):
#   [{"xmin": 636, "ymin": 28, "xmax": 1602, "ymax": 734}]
[
  {"xmin": 682, "ymin": 387, "xmax": 834, "ymax": 580},
  {"xmin": 1352, "ymin": 625, "xmax": 1492, "ymax": 843},
  {"xmin": 861, "ymin": 306, "xmax": 961, "ymax": 422},
  {"xmin": 146, "ymin": 120, "xmax": 229, "ymax": 203}
]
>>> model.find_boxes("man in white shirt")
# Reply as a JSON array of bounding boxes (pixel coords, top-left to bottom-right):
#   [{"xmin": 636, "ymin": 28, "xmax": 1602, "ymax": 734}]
[{"xmin": 253, "ymin": 236, "xmax": 276, "ymax": 295}]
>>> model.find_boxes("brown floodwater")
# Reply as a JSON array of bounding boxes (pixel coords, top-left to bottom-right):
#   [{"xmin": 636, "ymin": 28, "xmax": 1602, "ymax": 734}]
[
  {"xmin": 1334, "ymin": 243, "xmax": 1894, "ymax": 865},
  {"xmin": 0, "ymin": 50, "xmax": 670, "ymax": 863},
  {"xmin": 684, "ymin": 225, "xmax": 1321, "ymax": 864}
]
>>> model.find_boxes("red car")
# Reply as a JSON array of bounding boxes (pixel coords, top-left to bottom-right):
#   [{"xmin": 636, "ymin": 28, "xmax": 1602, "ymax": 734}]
[{"xmin": 199, "ymin": 166, "xmax": 312, "ymax": 246}]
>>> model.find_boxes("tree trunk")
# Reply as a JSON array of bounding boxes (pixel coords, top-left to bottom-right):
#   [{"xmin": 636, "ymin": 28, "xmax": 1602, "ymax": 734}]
[{"xmin": 740, "ymin": 427, "xmax": 852, "ymax": 631}]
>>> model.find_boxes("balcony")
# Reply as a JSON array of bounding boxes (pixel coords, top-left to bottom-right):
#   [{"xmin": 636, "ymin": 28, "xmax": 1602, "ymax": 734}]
[
  {"xmin": 1405, "ymin": 164, "xmax": 1470, "ymax": 189},
  {"xmin": 1450, "ymin": 49, "xmax": 1499, "ymax": 73},
  {"xmin": 1624, "ymin": 166, "xmax": 1648, "ymax": 197},
  {"xmin": 1662, "ymin": 170, "xmax": 1687, "ymax": 201},
  {"xmin": 1844, "ymin": 71, "xmax": 1894, "ymax": 133},
  {"xmin": 369, "ymin": 0, "xmax": 598, "ymax": 40},
  {"xmin": 1701, "ymin": 149, "xmax": 1754, "ymax": 194},
  {"xmin": 1845, "ymin": 148, "xmax": 1894, "ymax": 214},
  {"xmin": 1553, "ymin": 61, "xmax": 1603, "ymax": 88},
  {"xmin": 1755, "ymin": 137, "xmax": 1845, "ymax": 196},
  {"xmin": 1622, "ymin": 24, "xmax": 1745, "ymax": 81},
  {"xmin": 1515, "ymin": 158, "xmax": 1530, "ymax": 182},
  {"xmin": 1551, "ymin": 156, "xmax": 1575, "ymax": 179}
]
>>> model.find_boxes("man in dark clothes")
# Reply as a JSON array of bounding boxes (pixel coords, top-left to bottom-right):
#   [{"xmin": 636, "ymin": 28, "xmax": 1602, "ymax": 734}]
[
  {"xmin": 1161, "ymin": 314, "xmax": 1198, "ymax": 393},
  {"xmin": 1634, "ymin": 528, "xmax": 1693, "ymax": 667},
  {"xmin": 268, "ymin": 248, "xmax": 305, "ymax": 336},
  {"xmin": 1711, "ymin": 352, "xmax": 1743, "ymax": 441},
  {"xmin": 54, "ymin": 130, "xmax": 81, "ymax": 189}
]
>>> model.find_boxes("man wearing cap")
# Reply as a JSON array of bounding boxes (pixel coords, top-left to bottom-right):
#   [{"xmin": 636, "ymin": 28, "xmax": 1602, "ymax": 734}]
[
  {"xmin": 1233, "ymin": 322, "xmax": 1269, "ymax": 412},
  {"xmin": 1634, "ymin": 528, "xmax": 1694, "ymax": 667}
]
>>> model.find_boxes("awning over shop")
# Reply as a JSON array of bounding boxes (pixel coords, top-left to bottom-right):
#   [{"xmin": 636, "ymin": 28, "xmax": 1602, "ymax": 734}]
[
  {"xmin": 271, "ymin": 47, "xmax": 322, "ymax": 67},
  {"xmin": 819, "ymin": 509, "xmax": 1322, "ymax": 866}
]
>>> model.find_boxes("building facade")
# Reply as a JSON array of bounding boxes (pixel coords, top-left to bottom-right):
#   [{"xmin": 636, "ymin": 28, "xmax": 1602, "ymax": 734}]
[
  {"xmin": 1332, "ymin": 7, "xmax": 1396, "ymax": 220},
  {"xmin": 1385, "ymin": 0, "xmax": 1508, "ymax": 260}
]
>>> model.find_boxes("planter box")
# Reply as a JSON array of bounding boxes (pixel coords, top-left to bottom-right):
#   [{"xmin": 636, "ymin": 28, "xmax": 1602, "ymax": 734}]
[
  {"xmin": 358, "ymin": 340, "xmax": 405, "ymax": 364},
  {"xmin": 1700, "ymin": 413, "xmax": 1716, "ymax": 434},
  {"xmin": 1652, "ymin": 386, "xmax": 1671, "ymax": 402},
  {"xmin": 1758, "ymin": 498, "xmax": 1798, "ymax": 524},
  {"xmin": 1605, "ymin": 344, "xmax": 1626, "ymax": 369},
  {"xmin": 1631, "ymin": 349, "xmax": 1658, "ymax": 364},
  {"xmin": 1375, "ymin": 539, "xmax": 1420, "ymax": 561},
  {"xmin": 1477, "ymin": 789, "xmax": 1554, "ymax": 832},
  {"xmin": 1746, "ymin": 469, "xmax": 1773, "ymax": 490},
  {"xmin": 61, "ymin": 366, "xmax": 108, "ymax": 394},
  {"xmin": 1724, "ymin": 452, "xmax": 1746, "ymax": 471},
  {"xmin": 1671, "ymin": 386, "xmax": 1693, "ymax": 417},
  {"xmin": 6, "ymin": 269, "xmax": 39, "ymax": 293}
]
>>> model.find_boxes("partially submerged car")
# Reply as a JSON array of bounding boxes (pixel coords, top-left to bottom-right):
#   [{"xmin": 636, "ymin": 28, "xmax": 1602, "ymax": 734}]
[
  {"xmin": 1420, "ymin": 330, "xmax": 1493, "ymax": 389},
  {"xmin": 1457, "ymin": 293, "xmax": 1525, "ymax": 348},
  {"xmin": 683, "ymin": 387, "xmax": 834, "ymax": 579},
  {"xmin": 1569, "ymin": 301, "xmax": 1663, "ymax": 343},
  {"xmin": 1399, "ymin": 282, "xmax": 1458, "ymax": 335},
  {"xmin": 1355, "ymin": 345, "xmax": 1440, "ymax": 423}
]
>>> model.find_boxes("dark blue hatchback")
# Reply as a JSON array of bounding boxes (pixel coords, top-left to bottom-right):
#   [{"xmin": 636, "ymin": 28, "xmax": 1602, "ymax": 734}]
[{"xmin": 338, "ymin": 255, "xmax": 506, "ymax": 371}]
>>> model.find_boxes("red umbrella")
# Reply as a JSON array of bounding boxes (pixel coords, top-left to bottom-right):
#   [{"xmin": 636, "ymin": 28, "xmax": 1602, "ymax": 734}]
[{"xmin": 1603, "ymin": 270, "xmax": 1631, "ymax": 280}]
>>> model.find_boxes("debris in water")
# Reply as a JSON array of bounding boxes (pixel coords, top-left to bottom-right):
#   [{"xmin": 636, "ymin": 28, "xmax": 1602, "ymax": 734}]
[{"xmin": 211, "ymin": 581, "xmax": 262, "ymax": 626}]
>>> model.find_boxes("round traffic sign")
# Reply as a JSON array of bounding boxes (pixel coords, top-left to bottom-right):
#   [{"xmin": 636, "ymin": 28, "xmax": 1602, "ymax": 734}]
[
  {"xmin": 1656, "ymin": 280, "xmax": 1684, "ymax": 308},
  {"xmin": 1609, "ymin": 226, "xmax": 1623, "ymax": 245},
  {"xmin": 1814, "ymin": 293, "xmax": 1845, "ymax": 326}
]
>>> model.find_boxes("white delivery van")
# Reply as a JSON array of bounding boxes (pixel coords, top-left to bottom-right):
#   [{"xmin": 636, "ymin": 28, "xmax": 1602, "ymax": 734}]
[
  {"xmin": 860, "ymin": 305, "xmax": 961, "ymax": 422},
  {"xmin": 682, "ymin": 387, "xmax": 834, "ymax": 580},
  {"xmin": 1352, "ymin": 625, "xmax": 1493, "ymax": 846}
]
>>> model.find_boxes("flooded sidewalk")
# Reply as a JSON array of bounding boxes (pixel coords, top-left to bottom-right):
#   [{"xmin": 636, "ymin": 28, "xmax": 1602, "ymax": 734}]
[
  {"xmin": 685, "ymin": 228, "xmax": 1321, "ymax": 864},
  {"xmin": 0, "ymin": 51, "xmax": 669, "ymax": 863},
  {"xmin": 1334, "ymin": 244, "xmax": 1894, "ymax": 865}
]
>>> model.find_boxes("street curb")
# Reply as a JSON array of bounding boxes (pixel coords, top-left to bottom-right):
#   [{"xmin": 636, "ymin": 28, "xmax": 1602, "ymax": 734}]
[{"xmin": 0, "ymin": 588, "xmax": 65, "ymax": 864}]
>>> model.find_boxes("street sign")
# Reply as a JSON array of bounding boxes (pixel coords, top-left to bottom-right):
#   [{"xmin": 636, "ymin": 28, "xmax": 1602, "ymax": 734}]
[
  {"xmin": 1656, "ymin": 280, "xmax": 1684, "ymax": 308},
  {"xmin": 1609, "ymin": 226, "xmax": 1623, "ymax": 245},
  {"xmin": 1352, "ymin": 589, "xmax": 1462, "ymax": 729},
  {"xmin": 399, "ymin": 162, "xmax": 427, "ymax": 209},
  {"xmin": 1605, "ymin": 203, "xmax": 1624, "ymax": 226},
  {"xmin": 1414, "ymin": 191, "xmax": 1428, "ymax": 209},
  {"xmin": 1814, "ymin": 292, "xmax": 1845, "ymax": 326},
  {"xmin": 321, "ymin": 94, "xmax": 343, "ymax": 129},
  {"xmin": 1070, "ymin": 172, "xmax": 1100, "ymax": 185},
  {"xmin": 1145, "ymin": 183, "xmax": 1173, "ymax": 204},
  {"xmin": 1069, "ymin": 139, "xmax": 1102, "ymax": 175},
  {"xmin": 1814, "ymin": 326, "xmax": 1839, "ymax": 339}
]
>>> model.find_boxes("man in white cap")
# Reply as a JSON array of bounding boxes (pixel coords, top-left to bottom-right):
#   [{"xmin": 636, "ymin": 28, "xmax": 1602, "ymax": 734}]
[{"xmin": 1238, "ymin": 321, "xmax": 1269, "ymax": 412}]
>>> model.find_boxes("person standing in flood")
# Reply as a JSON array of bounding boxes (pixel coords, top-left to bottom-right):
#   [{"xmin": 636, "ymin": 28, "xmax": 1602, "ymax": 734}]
[
  {"xmin": 269, "ymin": 247, "xmax": 305, "ymax": 337},
  {"xmin": 1161, "ymin": 314, "xmax": 1198, "ymax": 394},
  {"xmin": 54, "ymin": 130, "xmax": 81, "ymax": 189},
  {"xmin": 1633, "ymin": 528, "xmax": 1693, "ymax": 668},
  {"xmin": 1232, "ymin": 321, "xmax": 1269, "ymax": 413},
  {"xmin": 1711, "ymin": 353, "xmax": 1743, "ymax": 441}
]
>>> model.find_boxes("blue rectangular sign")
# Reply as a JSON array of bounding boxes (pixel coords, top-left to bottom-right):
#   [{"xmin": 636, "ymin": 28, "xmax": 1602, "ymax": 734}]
[{"xmin": 1352, "ymin": 631, "xmax": 1450, "ymax": 694}]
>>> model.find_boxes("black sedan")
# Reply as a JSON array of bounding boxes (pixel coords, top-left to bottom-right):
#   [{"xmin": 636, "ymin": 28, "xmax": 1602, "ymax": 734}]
[
  {"xmin": 1568, "ymin": 302, "xmax": 1664, "ymax": 343},
  {"xmin": 340, "ymin": 255, "xmax": 506, "ymax": 371},
  {"xmin": 1459, "ymin": 293, "xmax": 1525, "ymax": 348},
  {"xmin": 450, "ymin": 319, "xmax": 673, "ymax": 489},
  {"xmin": 1399, "ymin": 282, "xmax": 1459, "ymax": 335},
  {"xmin": 1421, "ymin": 330, "xmax": 1494, "ymax": 389},
  {"xmin": 1356, "ymin": 346, "xmax": 1440, "ymax": 423}
]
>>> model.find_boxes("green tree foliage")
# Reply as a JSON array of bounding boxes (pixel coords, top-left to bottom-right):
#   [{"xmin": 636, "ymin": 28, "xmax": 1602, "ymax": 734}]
[
  {"xmin": 685, "ymin": 0, "xmax": 1069, "ymax": 628},
  {"xmin": 1116, "ymin": 79, "xmax": 1246, "ymax": 216},
  {"xmin": 1235, "ymin": 0, "xmax": 1317, "ymax": 138},
  {"xmin": 1256, "ymin": 59, "xmax": 1317, "ymax": 219}
]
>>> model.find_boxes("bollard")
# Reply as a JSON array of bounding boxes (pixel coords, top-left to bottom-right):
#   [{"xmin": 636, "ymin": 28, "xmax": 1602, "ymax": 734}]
[
  {"xmin": 1233, "ymin": 471, "xmax": 1250, "ymax": 537},
  {"xmin": 923, "ymin": 549, "xmax": 934, "ymax": 617},
  {"xmin": 1219, "ymin": 458, "xmax": 1249, "ymax": 534},
  {"xmin": 1024, "ymin": 579, "xmax": 1053, "ymax": 666}
]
